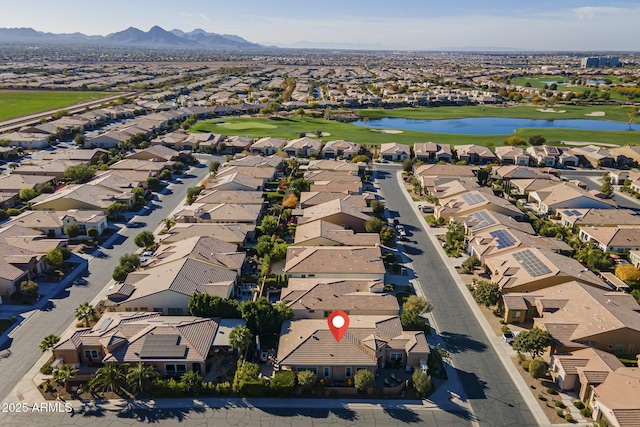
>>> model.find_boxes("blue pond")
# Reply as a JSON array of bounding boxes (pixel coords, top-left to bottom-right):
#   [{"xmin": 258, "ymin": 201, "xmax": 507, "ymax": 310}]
[{"xmin": 352, "ymin": 117, "xmax": 639, "ymax": 135}]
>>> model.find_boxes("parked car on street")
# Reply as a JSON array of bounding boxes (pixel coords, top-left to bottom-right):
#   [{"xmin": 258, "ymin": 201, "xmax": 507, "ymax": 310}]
[{"xmin": 502, "ymin": 330, "xmax": 520, "ymax": 345}]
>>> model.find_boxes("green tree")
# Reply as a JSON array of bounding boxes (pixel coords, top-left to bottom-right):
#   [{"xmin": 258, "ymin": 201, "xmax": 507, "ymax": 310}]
[
  {"xmin": 274, "ymin": 301, "xmax": 294, "ymax": 322},
  {"xmin": 401, "ymin": 295, "xmax": 432, "ymax": 330},
  {"xmin": 255, "ymin": 235, "xmax": 274, "ymax": 257},
  {"xmin": 297, "ymin": 370, "xmax": 317, "ymax": 391},
  {"xmin": 461, "ymin": 255, "xmax": 481, "ymax": 272},
  {"xmin": 412, "ymin": 369, "xmax": 432, "ymax": 397},
  {"xmin": 46, "ymin": 248, "xmax": 64, "ymax": 268},
  {"xmin": 64, "ymin": 222, "xmax": 82, "ymax": 238},
  {"xmin": 87, "ymin": 227, "xmax": 99, "ymax": 238},
  {"xmin": 161, "ymin": 217, "xmax": 176, "ymax": 230},
  {"xmin": 402, "ymin": 158, "xmax": 416, "ymax": 172},
  {"xmin": 600, "ymin": 173, "xmax": 613, "ymax": 198},
  {"xmin": 186, "ymin": 186, "xmax": 202, "ymax": 205},
  {"xmin": 270, "ymin": 370, "xmax": 297, "ymax": 396},
  {"xmin": 147, "ymin": 176, "xmax": 160, "ymax": 190},
  {"xmin": 512, "ymin": 328, "xmax": 553, "ymax": 359},
  {"xmin": 365, "ymin": 217, "xmax": 385, "ymax": 233},
  {"xmin": 528, "ymin": 135, "xmax": 546, "ymax": 146},
  {"xmin": 159, "ymin": 169, "xmax": 172, "ymax": 181},
  {"xmin": 350, "ymin": 155, "xmax": 369, "ymax": 163},
  {"xmin": 354, "ymin": 369, "xmax": 374, "ymax": 392},
  {"xmin": 229, "ymin": 325, "xmax": 253, "ymax": 358},
  {"xmin": 74, "ymin": 133, "xmax": 85, "ymax": 146},
  {"xmin": 370, "ymin": 200, "xmax": 385, "ymax": 218},
  {"xmin": 288, "ymin": 178, "xmax": 311, "ymax": 196},
  {"xmin": 180, "ymin": 370, "xmax": 203, "ymax": 395},
  {"xmin": 258, "ymin": 215, "xmax": 279, "ymax": 237},
  {"xmin": 173, "ymin": 161, "xmax": 185, "ymax": 173},
  {"xmin": 379, "ymin": 226, "xmax": 396, "ymax": 246},
  {"xmin": 188, "ymin": 293, "xmax": 241, "ymax": 318},
  {"xmin": 107, "ymin": 202, "xmax": 128, "ymax": 216},
  {"xmin": 126, "ymin": 362, "xmax": 158, "ymax": 397},
  {"xmin": 75, "ymin": 302, "xmax": 96, "ymax": 327},
  {"xmin": 240, "ymin": 297, "xmax": 281, "ymax": 336},
  {"xmin": 112, "ymin": 265, "xmax": 129, "ymax": 282},
  {"xmin": 64, "ymin": 164, "xmax": 95, "ymax": 184},
  {"xmin": 39, "ymin": 334, "xmax": 60, "ymax": 352},
  {"xmin": 504, "ymin": 136, "xmax": 527, "ymax": 146},
  {"xmin": 232, "ymin": 361, "xmax": 261, "ymax": 392},
  {"xmin": 119, "ymin": 253, "xmax": 141, "ymax": 270},
  {"xmin": 473, "ymin": 280, "xmax": 501, "ymax": 308},
  {"xmin": 89, "ymin": 362, "xmax": 128, "ymax": 394},
  {"xmin": 20, "ymin": 280, "xmax": 39, "ymax": 298},
  {"xmin": 53, "ymin": 364, "xmax": 77, "ymax": 392},
  {"xmin": 528, "ymin": 359, "xmax": 547, "ymax": 379},
  {"xmin": 476, "ymin": 169, "xmax": 490, "ymax": 186},
  {"xmin": 134, "ymin": 231, "xmax": 155, "ymax": 249},
  {"xmin": 19, "ymin": 188, "xmax": 37, "ymax": 201},
  {"xmin": 208, "ymin": 160, "xmax": 221, "ymax": 174}
]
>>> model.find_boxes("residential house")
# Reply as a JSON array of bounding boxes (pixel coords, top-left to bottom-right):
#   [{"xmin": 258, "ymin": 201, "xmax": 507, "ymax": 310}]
[
  {"xmin": 276, "ymin": 315, "xmax": 429, "ymax": 381},
  {"xmin": 413, "ymin": 142, "xmax": 452, "ymax": 163},
  {"xmin": 223, "ymin": 136, "xmax": 253, "ymax": 154},
  {"xmin": 11, "ymin": 159, "xmax": 80, "ymax": 180},
  {"xmin": 0, "ymin": 132, "xmax": 49, "ymax": 149},
  {"xmin": 299, "ymin": 191, "xmax": 374, "ymax": 209},
  {"xmin": 5, "ymin": 210, "xmax": 107, "ymax": 238},
  {"xmin": 31, "ymin": 184, "xmax": 134, "ymax": 213},
  {"xmin": 125, "ymin": 145, "xmax": 182, "ymax": 162},
  {"xmin": 589, "ymin": 367, "xmax": 640, "ymax": 427},
  {"xmin": 435, "ymin": 190, "xmax": 525, "ymax": 221},
  {"xmin": 454, "ymin": 144, "xmax": 497, "ymax": 165},
  {"xmin": 104, "ymin": 256, "xmax": 239, "ymax": 314},
  {"xmin": 294, "ymin": 220, "xmax": 380, "ymax": 246},
  {"xmin": 284, "ymin": 137, "xmax": 322, "ymax": 158},
  {"xmin": 485, "ymin": 247, "xmax": 608, "ymax": 293},
  {"xmin": 559, "ymin": 208, "xmax": 640, "ymax": 228},
  {"xmin": 550, "ymin": 348, "xmax": 624, "ymax": 399},
  {"xmin": 297, "ymin": 199, "xmax": 372, "ymax": 233},
  {"xmin": 85, "ymin": 130, "xmax": 129, "ymax": 149},
  {"xmin": 455, "ymin": 209, "xmax": 535, "ymax": 236},
  {"xmin": 492, "ymin": 165, "xmax": 556, "ymax": 181},
  {"xmin": 108, "ymin": 159, "xmax": 170, "ymax": 177},
  {"xmin": 322, "ymin": 140, "xmax": 359, "ymax": 159},
  {"xmin": 143, "ymin": 236, "xmax": 244, "ymax": 271},
  {"xmin": 526, "ymin": 145, "xmax": 562, "ymax": 167},
  {"xmin": 52, "ymin": 312, "xmax": 241, "ymax": 377},
  {"xmin": 228, "ymin": 154, "xmax": 283, "ymax": 169},
  {"xmin": 159, "ymin": 223, "xmax": 254, "ymax": 246},
  {"xmin": 494, "ymin": 146, "xmax": 530, "ymax": 166},
  {"xmin": 307, "ymin": 159, "xmax": 364, "ymax": 175},
  {"xmin": 579, "ymin": 226, "xmax": 640, "ymax": 252},
  {"xmin": 150, "ymin": 131, "xmax": 187, "ymax": 149},
  {"xmin": 0, "ymin": 174, "xmax": 56, "ymax": 193},
  {"xmin": 280, "ymin": 279, "xmax": 397, "ymax": 319},
  {"xmin": 571, "ymin": 145, "xmax": 616, "ymax": 168},
  {"xmin": 183, "ymin": 132, "xmax": 217, "ymax": 152},
  {"xmin": 173, "ymin": 203, "xmax": 262, "ymax": 225},
  {"xmin": 206, "ymin": 172, "xmax": 264, "ymax": 192},
  {"xmin": 284, "ymin": 246, "xmax": 385, "ymax": 280},
  {"xmin": 528, "ymin": 182, "xmax": 616, "ymax": 214},
  {"xmin": 250, "ymin": 137, "xmax": 287, "ymax": 156},
  {"xmin": 510, "ymin": 281, "xmax": 640, "ymax": 354},
  {"xmin": 193, "ymin": 190, "xmax": 264, "ymax": 206},
  {"xmin": 610, "ymin": 145, "xmax": 640, "ymax": 166},
  {"xmin": 379, "ymin": 142, "xmax": 410, "ymax": 162},
  {"xmin": 216, "ymin": 165, "xmax": 276, "ymax": 184},
  {"xmin": 413, "ymin": 164, "xmax": 475, "ymax": 191},
  {"xmin": 42, "ymin": 148, "xmax": 108, "ymax": 165}
]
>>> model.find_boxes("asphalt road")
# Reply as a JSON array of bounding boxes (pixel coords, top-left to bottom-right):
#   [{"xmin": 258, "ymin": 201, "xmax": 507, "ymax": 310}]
[
  {"xmin": 374, "ymin": 164, "xmax": 538, "ymax": 427},
  {"xmin": 0, "ymin": 161, "xmax": 213, "ymax": 400}
]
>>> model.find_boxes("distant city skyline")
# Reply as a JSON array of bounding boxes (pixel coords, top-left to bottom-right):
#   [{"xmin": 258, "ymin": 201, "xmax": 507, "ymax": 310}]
[{"xmin": 1, "ymin": 0, "xmax": 639, "ymax": 51}]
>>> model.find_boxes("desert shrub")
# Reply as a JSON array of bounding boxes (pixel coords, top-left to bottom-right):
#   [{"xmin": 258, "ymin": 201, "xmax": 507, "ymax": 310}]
[
  {"xmin": 216, "ymin": 381, "xmax": 232, "ymax": 395},
  {"xmin": 580, "ymin": 407, "xmax": 592, "ymax": 418},
  {"xmin": 573, "ymin": 401, "xmax": 585, "ymax": 410},
  {"xmin": 565, "ymin": 414, "xmax": 573, "ymax": 422},
  {"xmin": 556, "ymin": 409, "xmax": 565, "ymax": 418},
  {"xmin": 547, "ymin": 387, "xmax": 558, "ymax": 395},
  {"xmin": 40, "ymin": 359, "xmax": 54, "ymax": 375},
  {"xmin": 528, "ymin": 359, "xmax": 547, "ymax": 379},
  {"xmin": 537, "ymin": 393, "xmax": 545, "ymax": 401},
  {"xmin": 555, "ymin": 401, "xmax": 566, "ymax": 408},
  {"xmin": 520, "ymin": 360, "xmax": 530, "ymax": 371}
]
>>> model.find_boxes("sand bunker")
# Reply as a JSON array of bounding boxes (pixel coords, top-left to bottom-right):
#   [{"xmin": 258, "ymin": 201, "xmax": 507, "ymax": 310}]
[
  {"xmin": 305, "ymin": 132, "xmax": 331, "ymax": 137},
  {"xmin": 376, "ymin": 129, "xmax": 404, "ymax": 134},
  {"xmin": 561, "ymin": 141, "xmax": 618, "ymax": 148},
  {"xmin": 585, "ymin": 111, "xmax": 606, "ymax": 117},
  {"xmin": 536, "ymin": 108, "xmax": 566, "ymax": 113}
]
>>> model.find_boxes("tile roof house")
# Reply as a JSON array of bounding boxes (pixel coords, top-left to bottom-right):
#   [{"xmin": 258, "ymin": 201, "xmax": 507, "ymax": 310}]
[
  {"xmin": 307, "ymin": 159, "xmax": 363, "ymax": 174},
  {"xmin": 494, "ymin": 146, "xmax": 531, "ymax": 166},
  {"xmin": 491, "ymin": 165, "xmax": 556, "ymax": 181},
  {"xmin": 143, "ymin": 236, "xmax": 244, "ymax": 271},
  {"xmin": 589, "ymin": 367, "xmax": 640, "ymax": 427},
  {"xmin": 610, "ymin": 145, "xmax": 640, "ymax": 166},
  {"xmin": 31, "ymin": 184, "xmax": 135, "ymax": 213},
  {"xmin": 280, "ymin": 279, "xmax": 397, "ymax": 319},
  {"xmin": 379, "ymin": 142, "xmax": 410, "ymax": 162},
  {"xmin": 485, "ymin": 247, "xmax": 608, "ymax": 293},
  {"xmin": 125, "ymin": 145, "xmax": 181, "ymax": 162},
  {"xmin": 223, "ymin": 135, "xmax": 254, "ymax": 154},
  {"xmin": 579, "ymin": 226, "xmax": 640, "ymax": 253},
  {"xmin": 322, "ymin": 140, "xmax": 359, "ymax": 160},
  {"xmin": 454, "ymin": 209, "xmax": 536, "ymax": 236},
  {"xmin": 297, "ymin": 199, "xmax": 372, "ymax": 232},
  {"xmin": 216, "ymin": 165, "xmax": 276, "ymax": 183},
  {"xmin": 5, "ymin": 209, "xmax": 107, "ymax": 238},
  {"xmin": 276, "ymin": 315, "xmax": 429, "ymax": 381},
  {"xmin": 413, "ymin": 142, "xmax": 452, "ymax": 163},
  {"xmin": 502, "ymin": 281, "xmax": 640, "ymax": 354},
  {"xmin": 468, "ymin": 226, "xmax": 572, "ymax": 262},
  {"xmin": 173, "ymin": 203, "xmax": 262, "ymax": 225},
  {"xmin": 0, "ymin": 174, "xmax": 56, "ymax": 192},
  {"xmin": 250, "ymin": 137, "xmax": 287, "ymax": 156},
  {"xmin": 0, "ymin": 132, "xmax": 49, "ymax": 149},
  {"xmin": 284, "ymin": 246, "xmax": 385, "ymax": 280},
  {"xmin": 454, "ymin": 144, "xmax": 497, "ymax": 165},
  {"xmin": 528, "ymin": 182, "xmax": 616, "ymax": 214},
  {"xmin": 550, "ymin": 348, "xmax": 624, "ymax": 399},
  {"xmin": 284, "ymin": 137, "xmax": 322, "ymax": 158},
  {"xmin": 52, "ymin": 312, "xmax": 234, "ymax": 377},
  {"xmin": 571, "ymin": 145, "xmax": 617, "ymax": 168},
  {"xmin": 299, "ymin": 191, "xmax": 374, "ymax": 209},
  {"xmin": 104, "ymin": 256, "xmax": 239, "ymax": 314},
  {"xmin": 193, "ymin": 190, "xmax": 265, "ymax": 206},
  {"xmin": 159, "ymin": 223, "xmax": 254, "ymax": 246},
  {"xmin": 435, "ymin": 190, "xmax": 525, "ymax": 221},
  {"xmin": 294, "ymin": 220, "xmax": 380, "ymax": 246},
  {"xmin": 206, "ymin": 172, "xmax": 264, "ymax": 192}
]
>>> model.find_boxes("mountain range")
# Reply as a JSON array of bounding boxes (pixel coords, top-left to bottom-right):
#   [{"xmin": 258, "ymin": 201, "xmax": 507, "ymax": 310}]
[{"xmin": 0, "ymin": 26, "xmax": 263, "ymax": 50}]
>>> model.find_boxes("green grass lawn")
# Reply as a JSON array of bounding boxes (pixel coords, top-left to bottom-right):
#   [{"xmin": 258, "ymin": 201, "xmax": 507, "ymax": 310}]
[
  {"xmin": 509, "ymin": 76, "xmax": 572, "ymax": 89},
  {"xmin": 0, "ymin": 90, "xmax": 115, "ymax": 121},
  {"xmin": 191, "ymin": 115, "xmax": 640, "ymax": 147}
]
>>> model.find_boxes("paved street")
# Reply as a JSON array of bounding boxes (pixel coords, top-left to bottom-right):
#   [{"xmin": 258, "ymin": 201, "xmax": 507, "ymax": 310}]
[
  {"xmin": 0, "ymin": 161, "xmax": 213, "ymax": 400},
  {"xmin": 374, "ymin": 164, "xmax": 539, "ymax": 427}
]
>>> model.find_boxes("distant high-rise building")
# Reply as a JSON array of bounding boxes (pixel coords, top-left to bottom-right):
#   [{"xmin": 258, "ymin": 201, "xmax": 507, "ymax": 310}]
[{"xmin": 581, "ymin": 56, "xmax": 620, "ymax": 68}]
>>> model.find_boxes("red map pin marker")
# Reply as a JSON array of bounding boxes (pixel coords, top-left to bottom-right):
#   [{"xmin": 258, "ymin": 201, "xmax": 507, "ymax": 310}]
[{"xmin": 328, "ymin": 310, "xmax": 350, "ymax": 343}]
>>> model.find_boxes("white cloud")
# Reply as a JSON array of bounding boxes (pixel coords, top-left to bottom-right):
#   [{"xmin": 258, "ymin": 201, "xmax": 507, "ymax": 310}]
[{"xmin": 572, "ymin": 6, "xmax": 629, "ymax": 20}]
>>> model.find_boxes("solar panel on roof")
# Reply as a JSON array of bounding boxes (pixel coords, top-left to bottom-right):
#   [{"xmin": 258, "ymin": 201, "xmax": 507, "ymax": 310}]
[
  {"xmin": 470, "ymin": 210, "xmax": 496, "ymax": 229},
  {"xmin": 513, "ymin": 249, "xmax": 552, "ymax": 277},
  {"xmin": 461, "ymin": 193, "xmax": 485, "ymax": 206},
  {"xmin": 571, "ymin": 210, "xmax": 582, "ymax": 216},
  {"xmin": 140, "ymin": 334, "xmax": 187, "ymax": 359},
  {"xmin": 489, "ymin": 229, "xmax": 517, "ymax": 249},
  {"xmin": 563, "ymin": 210, "xmax": 576, "ymax": 217}
]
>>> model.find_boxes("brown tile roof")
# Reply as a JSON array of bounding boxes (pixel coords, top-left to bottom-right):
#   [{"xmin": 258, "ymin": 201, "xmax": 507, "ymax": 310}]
[
  {"xmin": 294, "ymin": 220, "xmax": 380, "ymax": 246},
  {"xmin": 159, "ymin": 223, "xmax": 252, "ymax": 245},
  {"xmin": 284, "ymin": 246, "xmax": 385, "ymax": 275},
  {"xmin": 145, "ymin": 236, "xmax": 244, "ymax": 270}
]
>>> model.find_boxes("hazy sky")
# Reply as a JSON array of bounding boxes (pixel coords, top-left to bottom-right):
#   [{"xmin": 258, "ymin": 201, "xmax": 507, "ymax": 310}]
[{"xmin": 1, "ymin": 0, "xmax": 638, "ymax": 50}]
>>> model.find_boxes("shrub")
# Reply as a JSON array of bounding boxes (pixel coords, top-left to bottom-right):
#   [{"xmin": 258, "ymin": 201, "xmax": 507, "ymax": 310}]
[
  {"xmin": 520, "ymin": 360, "xmax": 530, "ymax": 371},
  {"xmin": 580, "ymin": 407, "xmax": 592, "ymax": 418},
  {"xmin": 555, "ymin": 401, "xmax": 566, "ymax": 408},
  {"xmin": 537, "ymin": 393, "xmax": 545, "ymax": 401},
  {"xmin": 556, "ymin": 409, "xmax": 565, "ymax": 418},
  {"xmin": 573, "ymin": 401, "xmax": 585, "ymax": 410},
  {"xmin": 547, "ymin": 387, "xmax": 558, "ymax": 395},
  {"xmin": 239, "ymin": 380, "xmax": 269, "ymax": 397},
  {"xmin": 215, "ymin": 381, "xmax": 231, "ymax": 395},
  {"xmin": 40, "ymin": 359, "xmax": 54, "ymax": 375},
  {"xmin": 529, "ymin": 359, "xmax": 547, "ymax": 379},
  {"xmin": 565, "ymin": 414, "xmax": 573, "ymax": 422},
  {"xmin": 7, "ymin": 208, "xmax": 20, "ymax": 216},
  {"xmin": 501, "ymin": 325, "xmax": 510, "ymax": 333},
  {"xmin": 270, "ymin": 370, "xmax": 297, "ymax": 396}
]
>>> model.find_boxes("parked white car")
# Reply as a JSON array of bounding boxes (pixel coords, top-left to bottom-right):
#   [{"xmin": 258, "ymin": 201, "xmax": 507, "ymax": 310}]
[{"xmin": 502, "ymin": 330, "xmax": 521, "ymax": 345}]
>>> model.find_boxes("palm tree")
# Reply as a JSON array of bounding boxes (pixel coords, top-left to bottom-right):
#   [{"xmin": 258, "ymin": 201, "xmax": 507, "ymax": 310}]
[
  {"xmin": 39, "ymin": 334, "xmax": 61, "ymax": 352},
  {"xmin": 75, "ymin": 302, "xmax": 96, "ymax": 327},
  {"xmin": 126, "ymin": 362, "xmax": 159, "ymax": 397},
  {"xmin": 89, "ymin": 362, "xmax": 128, "ymax": 395},
  {"xmin": 53, "ymin": 364, "xmax": 77, "ymax": 392},
  {"xmin": 161, "ymin": 217, "xmax": 176, "ymax": 230},
  {"xmin": 229, "ymin": 325, "xmax": 253, "ymax": 359}
]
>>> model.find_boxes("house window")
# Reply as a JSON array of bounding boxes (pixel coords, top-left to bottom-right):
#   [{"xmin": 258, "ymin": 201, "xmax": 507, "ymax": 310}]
[
  {"xmin": 345, "ymin": 367, "xmax": 352, "ymax": 378},
  {"xmin": 165, "ymin": 363, "xmax": 187, "ymax": 376},
  {"xmin": 389, "ymin": 353, "xmax": 403, "ymax": 361},
  {"xmin": 514, "ymin": 311, "xmax": 521, "ymax": 319},
  {"xmin": 323, "ymin": 367, "xmax": 330, "ymax": 378},
  {"xmin": 84, "ymin": 350, "xmax": 99, "ymax": 359},
  {"xmin": 153, "ymin": 308, "xmax": 163, "ymax": 313},
  {"xmin": 614, "ymin": 345, "xmax": 624, "ymax": 354},
  {"xmin": 167, "ymin": 308, "xmax": 183, "ymax": 315}
]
